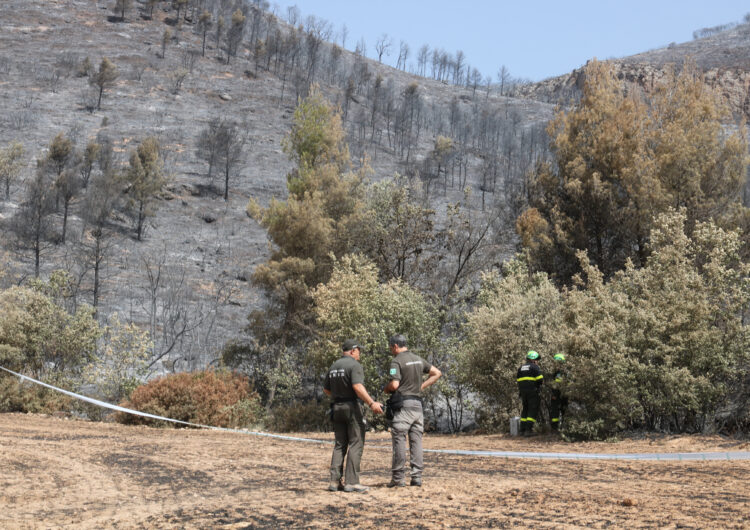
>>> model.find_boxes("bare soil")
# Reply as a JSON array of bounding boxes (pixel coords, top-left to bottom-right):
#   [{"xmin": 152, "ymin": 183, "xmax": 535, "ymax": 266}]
[{"xmin": 1, "ymin": 413, "xmax": 749, "ymax": 529}]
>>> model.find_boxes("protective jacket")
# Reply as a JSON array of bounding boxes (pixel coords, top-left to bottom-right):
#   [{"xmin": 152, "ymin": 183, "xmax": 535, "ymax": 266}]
[
  {"xmin": 516, "ymin": 362, "xmax": 543, "ymax": 392},
  {"xmin": 517, "ymin": 361, "xmax": 543, "ymax": 433}
]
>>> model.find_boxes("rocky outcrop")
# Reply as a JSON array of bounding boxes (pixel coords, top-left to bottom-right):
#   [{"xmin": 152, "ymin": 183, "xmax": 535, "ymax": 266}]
[
  {"xmin": 515, "ymin": 61, "xmax": 750, "ymax": 121},
  {"xmin": 516, "ymin": 23, "xmax": 750, "ymax": 121}
]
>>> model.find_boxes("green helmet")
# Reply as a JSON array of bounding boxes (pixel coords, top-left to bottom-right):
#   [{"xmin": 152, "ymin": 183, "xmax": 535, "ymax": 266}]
[
  {"xmin": 526, "ymin": 350, "xmax": 540, "ymax": 360},
  {"xmin": 553, "ymin": 353, "xmax": 566, "ymax": 363}
]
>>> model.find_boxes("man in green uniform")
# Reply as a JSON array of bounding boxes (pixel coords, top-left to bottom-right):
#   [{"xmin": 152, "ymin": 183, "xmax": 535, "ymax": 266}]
[
  {"xmin": 384, "ymin": 334, "xmax": 442, "ymax": 488},
  {"xmin": 517, "ymin": 350, "xmax": 543, "ymax": 436},
  {"xmin": 549, "ymin": 353, "xmax": 568, "ymax": 431},
  {"xmin": 323, "ymin": 339, "xmax": 383, "ymax": 493}
]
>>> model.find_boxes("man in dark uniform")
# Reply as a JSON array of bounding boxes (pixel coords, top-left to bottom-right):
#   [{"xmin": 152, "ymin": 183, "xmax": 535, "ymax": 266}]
[
  {"xmin": 517, "ymin": 350, "xmax": 543, "ymax": 436},
  {"xmin": 323, "ymin": 339, "xmax": 383, "ymax": 493},
  {"xmin": 384, "ymin": 334, "xmax": 441, "ymax": 488},
  {"xmin": 549, "ymin": 353, "xmax": 568, "ymax": 431}
]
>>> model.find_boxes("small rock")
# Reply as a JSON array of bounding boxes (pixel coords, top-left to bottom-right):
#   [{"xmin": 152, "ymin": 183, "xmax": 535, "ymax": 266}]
[
  {"xmin": 621, "ymin": 498, "xmax": 637, "ymax": 507},
  {"xmin": 447, "ymin": 494, "xmax": 454, "ymax": 500},
  {"xmin": 202, "ymin": 215, "xmax": 216, "ymax": 224},
  {"xmin": 220, "ymin": 93, "xmax": 232, "ymax": 101}
]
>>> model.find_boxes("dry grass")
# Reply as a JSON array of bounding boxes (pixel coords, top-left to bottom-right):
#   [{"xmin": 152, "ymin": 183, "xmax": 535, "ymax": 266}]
[{"xmin": 1, "ymin": 413, "xmax": 748, "ymax": 528}]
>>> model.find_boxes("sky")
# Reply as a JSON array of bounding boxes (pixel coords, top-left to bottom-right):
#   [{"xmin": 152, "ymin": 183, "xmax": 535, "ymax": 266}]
[{"xmin": 269, "ymin": 1, "xmax": 749, "ymax": 82}]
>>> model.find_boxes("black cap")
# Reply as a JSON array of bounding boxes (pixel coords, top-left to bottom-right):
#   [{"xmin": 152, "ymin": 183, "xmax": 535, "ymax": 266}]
[
  {"xmin": 342, "ymin": 339, "xmax": 360, "ymax": 352},
  {"xmin": 388, "ymin": 334, "xmax": 407, "ymax": 348}
]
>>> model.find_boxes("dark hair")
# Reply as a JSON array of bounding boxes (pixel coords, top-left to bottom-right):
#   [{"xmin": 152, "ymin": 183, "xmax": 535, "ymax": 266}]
[{"xmin": 388, "ymin": 334, "xmax": 407, "ymax": 348}]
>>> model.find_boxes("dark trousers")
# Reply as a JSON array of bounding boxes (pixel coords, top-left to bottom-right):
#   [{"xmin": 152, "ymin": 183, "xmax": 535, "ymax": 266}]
[
  {"xmin": 520, "ymin": 390, "xmax": 540, "ymax": 432},
  {"xmin": 330, "ymin": 402, "xmax": 366, "ymax": 485},
  {"xmin": 549, "ymin": 389, "xmax": 568, "ymax": 429}
]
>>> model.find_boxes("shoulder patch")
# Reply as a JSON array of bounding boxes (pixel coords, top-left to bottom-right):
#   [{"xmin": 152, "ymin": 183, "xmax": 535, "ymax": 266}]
[{"xmin": 389, "ymin": 368, "xmax": 397, "ymax": 375}]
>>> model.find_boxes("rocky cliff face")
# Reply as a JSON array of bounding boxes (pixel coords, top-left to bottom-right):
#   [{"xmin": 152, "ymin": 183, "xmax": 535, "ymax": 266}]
[
  {"xmin": 516, "ymin": 23, "xmax": 750, "ymax": 120},
  {"xmin": 516, "ymin": 61, "xmax": 750, "ymax": 121}
]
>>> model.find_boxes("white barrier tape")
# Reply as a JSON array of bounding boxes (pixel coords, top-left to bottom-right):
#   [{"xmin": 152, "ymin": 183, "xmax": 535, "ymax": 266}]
[
  {"xmin": 3, "ymin": 365, "xmax": 750, "ymax": 461},
  {"xmin": 423, "ymin": 448, "xmax": 750, "ymax": 461}
]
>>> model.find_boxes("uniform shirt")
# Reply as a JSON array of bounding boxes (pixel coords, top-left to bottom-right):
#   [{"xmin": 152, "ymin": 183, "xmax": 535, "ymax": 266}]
[
  {"xmin": 517, "ymin": 362, "xmax": 543, "ymax": 392},
  {"xmin": 389, "ymin": 350, "xmax": 432, "ymax": 397},
  {"xmin": 324, "ymin": 355, "xmax": 364, "ymax": 400}
]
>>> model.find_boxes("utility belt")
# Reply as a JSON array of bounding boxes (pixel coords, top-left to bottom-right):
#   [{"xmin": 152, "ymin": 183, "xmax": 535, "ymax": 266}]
[
  {"xmin": 328, "ymin": 396, "xmax": 361, "ymax": 423},
  {"xmin": 385, "ymin": 392, "xmax": 422, "ymax": 420},
  {"xmin": 333, "ymin": 396, "xmax": 359, "ymax": 404}
]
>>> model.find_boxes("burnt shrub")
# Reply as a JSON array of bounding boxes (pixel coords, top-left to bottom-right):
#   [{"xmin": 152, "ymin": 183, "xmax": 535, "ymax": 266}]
[{"xmin": 116, "ymin": 370, "xmax": 262, "ymax": 428}]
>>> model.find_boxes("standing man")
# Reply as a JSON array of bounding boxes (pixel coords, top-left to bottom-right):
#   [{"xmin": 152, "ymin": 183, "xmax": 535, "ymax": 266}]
[
  {"xmin": 323, "ymin": 339, "xmax": 383, "ymax": 493},
  {"xmin": 549, "ymin": 353, "xmax": 568, "ymax": 431},
  {"xmin": 517, "ymin": 350, "xmax": 543, "ymax": 436},
  {"xmin": 384, "ymin": 334, "xmax": 442, "ymax": 488}
]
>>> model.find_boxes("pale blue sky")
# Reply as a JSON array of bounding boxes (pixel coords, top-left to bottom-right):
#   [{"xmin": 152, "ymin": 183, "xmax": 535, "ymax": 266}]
[{"xmin": 270, "ymin": 1, "xmax": 749, "ymax": 81}]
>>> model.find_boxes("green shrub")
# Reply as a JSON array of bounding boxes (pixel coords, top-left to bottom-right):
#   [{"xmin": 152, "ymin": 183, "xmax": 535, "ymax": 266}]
[
  {"xmin": 83, "ymin": 313, "xmax": 152, "ymax": 405},
  {"xmin": 464, "ymin": 211, "xmax": 749, "ymax": 439},
  {"xmin": 116, "ymin": 370, "xmax": 262, "ymax": 428},
  {"xmin": 0, "ymin": 272, "xmax": 100, "ymax": 379},
  {"xmin": 0, "ymin": 375, "xmax": 72, "ymax": 414},
  {"xmin": 561, "ymin": 212, "xmax": 749, "ymax": 438},
  {"xmin": 310, "ymin": 254, "xmax": 441, "ymax": 391},
  {"xmin": 461, "ymin": 257, "xmax": 564, "ymax": 432},
  {"xmin": 268, "ymin": 400, "xmax": 330, "ymax": 432}
]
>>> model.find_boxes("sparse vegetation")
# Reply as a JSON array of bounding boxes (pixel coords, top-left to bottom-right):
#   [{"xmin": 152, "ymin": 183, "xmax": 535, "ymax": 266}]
[
  {"xmin": 123, "ymin": 136, "xmax": 167, "ymax": 241},
  {"xmin": 0, "ymin": 141, "xmax": 25, "ymax": 200},
  {"xmin": 89, "ymin": 57, "xmax": 118, "ymax": 110}
]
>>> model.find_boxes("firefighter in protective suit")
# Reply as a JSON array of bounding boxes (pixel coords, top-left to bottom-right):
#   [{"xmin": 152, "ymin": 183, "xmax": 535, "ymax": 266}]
[
  {"xmin": 517, "ymin": 351, "xmax": 543, "ymax": 436},
  {"xmin": 549, "ymin": 353, "xmax": 568, "ymax": 430}
]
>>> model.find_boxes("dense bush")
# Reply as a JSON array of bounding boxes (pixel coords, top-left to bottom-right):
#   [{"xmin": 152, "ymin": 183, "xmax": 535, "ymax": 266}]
[
  {"xmin": 0, "ymin": 375, "xmax": 72, "ymax": 414},
  {"xmin": 464, "ymin": 211, "xmax": 750, "ymax": 439},
  {"xmin": 0, "ymin": 273, "xmax": 100, "ymax": 379},
  {"xmin": 117, "ymin": 370, "xmax": 262, "ymax": 428},
  {"xmin": 268, "ymin": 400, "xmax": 331, "ymax": 432},
  {"xmin": 0, "ymin": 272, "xmax": 101, "ymax": 415},
  {"xmin": 461, "ymin": 258, "xmax": 564, "ymax": 430},
  {"xmin": 310, "ymin": 254, "xmax": 440, "ymax": 386}
]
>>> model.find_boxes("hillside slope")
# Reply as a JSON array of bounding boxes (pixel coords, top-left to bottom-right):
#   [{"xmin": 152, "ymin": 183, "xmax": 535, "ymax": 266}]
[{"xmin": 0, "ymin": 0, "xmax": 553, "ymax": 369}]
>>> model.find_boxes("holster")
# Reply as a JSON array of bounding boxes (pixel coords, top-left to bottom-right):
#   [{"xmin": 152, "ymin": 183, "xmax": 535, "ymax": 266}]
[{"xmin": 385, "ymin": 391, "xmax": 404, "ymax": 420}]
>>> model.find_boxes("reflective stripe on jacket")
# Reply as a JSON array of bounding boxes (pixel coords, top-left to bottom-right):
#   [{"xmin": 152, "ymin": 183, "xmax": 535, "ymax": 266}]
[{"xmin": 517, "ymin": 362, "xmax": 543, "ymax": 392}]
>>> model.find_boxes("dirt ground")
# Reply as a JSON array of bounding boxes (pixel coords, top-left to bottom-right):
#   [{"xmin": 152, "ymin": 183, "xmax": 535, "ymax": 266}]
[{"xmin": 1, "ymin": 413, "xmax": 749, "ymax": 529}]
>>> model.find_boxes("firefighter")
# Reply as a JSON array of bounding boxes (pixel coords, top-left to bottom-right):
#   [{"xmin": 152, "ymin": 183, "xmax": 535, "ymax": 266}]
[
  {"xmin": 517, "ymin": 350, "xmax": 543, "ymax": 436},
  {"xmin": 549, "ymin": 353, "xmax": 568, "ymax": 431}
]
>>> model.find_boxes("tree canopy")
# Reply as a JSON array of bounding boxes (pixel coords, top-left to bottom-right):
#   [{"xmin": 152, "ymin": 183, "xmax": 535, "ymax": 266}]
[{"xmin": 519, "ymin": 60, "xmax": 748, "ymax": 284}]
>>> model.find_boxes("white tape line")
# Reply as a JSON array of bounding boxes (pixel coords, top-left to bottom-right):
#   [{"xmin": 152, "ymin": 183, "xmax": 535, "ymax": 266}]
[
  {"xmin": 3, "ymin": 366, "xmax": 750, "ymax": 461},
  {"xmin": 422, "ymin": 448, "xmax": 750, "ymax": 461}
]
